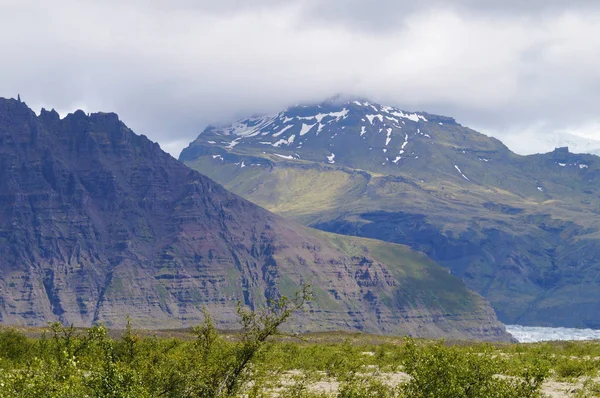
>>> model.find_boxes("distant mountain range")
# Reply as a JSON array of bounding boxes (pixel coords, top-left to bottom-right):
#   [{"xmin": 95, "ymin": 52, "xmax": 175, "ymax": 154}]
[
  {"xmin": 540, "ymin": 132, "xmax": 600, "ymax": 156},
  {"xmin": 503, "ymin": 131, "xmax": 600, "ymax": 157},
  {"xmin": 0, "ymin": 97, "xmax": 510, "ymax": 341},
  {"xmin": 181, "ymin": 97, "xmax": 600, "ymax": 329}
]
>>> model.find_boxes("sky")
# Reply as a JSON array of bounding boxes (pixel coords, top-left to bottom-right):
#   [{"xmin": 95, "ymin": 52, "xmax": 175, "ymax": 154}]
[{"xmin": 1, "ymin": 0, "xmax": 600, "ymax": 157}]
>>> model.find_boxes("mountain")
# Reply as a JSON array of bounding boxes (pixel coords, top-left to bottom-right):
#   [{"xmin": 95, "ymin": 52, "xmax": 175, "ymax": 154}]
[
  {"xmin": 0, "ymin": 97, "xmax": 511, "ymax": 341},
  {"xmin": 181, "ymin": 98, "xmax": 600, "ymax": 329},
  {"xmin": 539, "ymin": 132, "xmax": 600, "ymax": 156},
  {"xmin": 502, "ymin": 131, "xmax": 600, "ymax": 156}
]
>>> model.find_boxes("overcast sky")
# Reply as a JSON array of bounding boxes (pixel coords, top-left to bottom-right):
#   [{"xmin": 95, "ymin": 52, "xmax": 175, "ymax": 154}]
[{"xmin": 1, "ymin": 0, "xmax": 600, "ymax": 156}]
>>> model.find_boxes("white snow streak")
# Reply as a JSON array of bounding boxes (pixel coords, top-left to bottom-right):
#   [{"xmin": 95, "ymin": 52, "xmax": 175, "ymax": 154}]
[
  {"xmin": 272, "ymin": 134, "xmax": 295, "ymax": 147},
  {"xmin": 388, "ymin": 110, "xmax": 428, "ymax": 122},
  {"xmin": 272, "ymin": 124, "xmax": 294, "ymax": 137},
  {"xmin": 454, "ymin": 165, "xmax": 470, "ymax": 181},
  {"xmin": 225, "ymin": 138, "xmax": 241, "ymax": 149}
]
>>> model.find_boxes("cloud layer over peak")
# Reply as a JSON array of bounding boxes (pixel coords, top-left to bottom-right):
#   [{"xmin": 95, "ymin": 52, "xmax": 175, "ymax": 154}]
[{"xmin": 1, "ymin": 0, "xmax": 599, "ymax": 156}]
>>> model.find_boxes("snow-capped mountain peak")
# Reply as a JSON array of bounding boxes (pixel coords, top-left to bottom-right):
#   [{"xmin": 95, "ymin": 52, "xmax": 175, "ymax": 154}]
[
  {"xmin": 199, "ymin": 100, "xmax": 446, "ymax": 153},
  {"xmin": 181, "ymin": 98, "xmax": 488, "ymax": 180}
]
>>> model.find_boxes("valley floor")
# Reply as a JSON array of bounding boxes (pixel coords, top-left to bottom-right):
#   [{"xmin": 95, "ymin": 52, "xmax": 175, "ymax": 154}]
[{"xmin": 2, "ymin": 325, "xmax": 600, "ymax": 397}]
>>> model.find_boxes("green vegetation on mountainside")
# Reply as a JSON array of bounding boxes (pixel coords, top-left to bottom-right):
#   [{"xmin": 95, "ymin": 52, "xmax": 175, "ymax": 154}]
[{"xmin": 181, "ymin": 99, "xmax": 600, "ymax": 328}]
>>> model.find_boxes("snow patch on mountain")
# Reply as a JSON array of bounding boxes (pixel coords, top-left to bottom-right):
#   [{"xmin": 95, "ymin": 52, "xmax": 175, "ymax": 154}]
[
  {"xmin": 366, "ymin": 114, "xmax": 383, "ymax": 124},
  {"xmin": 388, "ymin": 110, "xmax": 427, "ymax": 123},
  {"xmin": 273, "ymin": 124, "xmax": 294, "ymax": 137},
  {"xmin": 273, "ymin": 134, "xmax": 295, "ymax": 147},
  {"xmin": 299, "ymin": 123, "xmax": 316, "ymax": 136},
  {"xmin": 401, "ymin": 134, "xmax": 408, "ymax": 150},
  {"xmin": 416, "ymin": 128, "xmax": 431, "ymax": 139},
  {"xmin": 226, "ymin": 138, "xmax": 241, "ymax": 149},
  {"xmin": 385, "ymin": 128, "xmax": 392, "ymax": 146},
  {"xmin": 195, "ymin": 99, "xmax": 442, "ymax": 166},
  {"xmin": 454, "ymin": 165, "xmax": 470, "ymax": 181}
]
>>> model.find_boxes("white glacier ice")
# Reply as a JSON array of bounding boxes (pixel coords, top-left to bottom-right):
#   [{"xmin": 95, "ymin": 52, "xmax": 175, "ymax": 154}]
[{"xmin": 506, "ymin": 325, "xmax": 600, "ymax": 343}]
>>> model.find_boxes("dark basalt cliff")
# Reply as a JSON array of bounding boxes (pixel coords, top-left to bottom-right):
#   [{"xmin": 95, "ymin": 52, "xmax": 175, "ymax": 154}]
[{"xmin": 0, "ymin": 98, "xmax": 511, "ymax": 341}]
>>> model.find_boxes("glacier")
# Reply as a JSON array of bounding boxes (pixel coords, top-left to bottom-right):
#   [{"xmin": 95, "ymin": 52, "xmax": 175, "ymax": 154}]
[{"xmin": 506, "ymin": 325, "xmax": 600, "ymax": 343}]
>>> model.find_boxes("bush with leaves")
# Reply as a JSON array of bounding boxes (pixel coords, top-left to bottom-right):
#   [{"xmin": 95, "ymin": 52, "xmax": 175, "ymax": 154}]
[
  {"xmin": 401, "ymin": 338, "xmax": 548, "ymax": 398},
  {"xmin": 0, "ymin": 285, "xmax": 313, "ymax": 398}
]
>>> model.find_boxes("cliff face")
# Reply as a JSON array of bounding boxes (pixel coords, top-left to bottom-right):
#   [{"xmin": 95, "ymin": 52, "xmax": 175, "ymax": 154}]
[{"xmin": 0, "ymin": 98, "xmax": 511, "ymax": 341}]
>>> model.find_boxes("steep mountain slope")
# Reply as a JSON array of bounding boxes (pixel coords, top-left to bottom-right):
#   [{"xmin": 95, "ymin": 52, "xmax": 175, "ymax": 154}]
[
  {"xmin": 181, "ymin": 98, "xmax": 600, "ymax": 328},
  {"xmin": 0, "ymin": 97, "xmax": 511, "ymax": 341}
]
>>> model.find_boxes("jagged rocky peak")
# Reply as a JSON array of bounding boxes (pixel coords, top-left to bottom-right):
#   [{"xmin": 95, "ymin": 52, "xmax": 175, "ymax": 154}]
[{"xmin": 39, "ymin": 107, "xmax": 60, "ymax": 123}]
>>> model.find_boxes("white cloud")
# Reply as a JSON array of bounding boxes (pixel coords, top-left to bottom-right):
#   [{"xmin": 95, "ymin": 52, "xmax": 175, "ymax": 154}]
[{"xmin": 0, "ymin": 0, "xmax": 599, "ymax": 157}]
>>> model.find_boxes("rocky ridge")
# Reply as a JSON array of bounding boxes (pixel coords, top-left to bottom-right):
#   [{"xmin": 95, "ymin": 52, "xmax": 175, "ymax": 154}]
[{"xmin": 0, "ymin": 97, "xmax": 511, "ymax": 341}]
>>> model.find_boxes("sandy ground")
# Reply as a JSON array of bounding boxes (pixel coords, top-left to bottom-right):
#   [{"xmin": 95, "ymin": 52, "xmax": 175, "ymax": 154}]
[
  {"xmin": 273, "ymin": 370, "xmax": 596, "ymax": 397},
  {"xmin": 541, "ymin": 380, "xmax": 581, "ymax": 397}
]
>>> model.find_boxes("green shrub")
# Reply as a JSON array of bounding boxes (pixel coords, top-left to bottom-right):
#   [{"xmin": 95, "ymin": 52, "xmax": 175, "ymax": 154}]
[
  {"xmin": 0, "ymin": 327, "xmax": 32, "ymax": 363},
  {"xmin": 401, "ymin": 338, "xmax": 548, "ymax": 398},
  {"xmin": 554, "ymin": 358, "xmax": 594, "ymax": 380}
]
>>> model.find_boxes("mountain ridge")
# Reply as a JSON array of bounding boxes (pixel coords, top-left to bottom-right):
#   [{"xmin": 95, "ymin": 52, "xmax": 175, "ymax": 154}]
[
  {"xmin": 181, "ymin": 97, "xmax": 600, "ymax": 328},
  {"xmin": 0, "ymin": 97, "xmax": 510, "ymax": 341}
]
